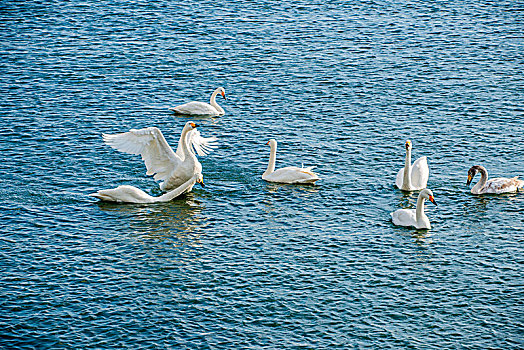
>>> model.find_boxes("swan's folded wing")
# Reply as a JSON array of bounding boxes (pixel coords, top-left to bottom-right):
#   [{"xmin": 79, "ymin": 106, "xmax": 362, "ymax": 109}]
[
  {"xmin": 176, "ymin": 129, "xmax": 218, "ymax": 157},
  {"xmin": 395, "ymin": 168, "xmax": 404, "ymax": 189},
  {"xmin": 103, "ymin": 127, "xmax": 181, "ymax": 182},
  {"xmin": 485, "ymin": 177, "xmax": 523, "ymax": 193},
  {"xmin": 411, "ymin": 156, "xmax": 429, "ymax": 189},
  {"xmin": 391, "ymin": 209, "xmax": 416, "ymax": 227},
  {"xmin": 170, "ymin": 102, "xmax": 217, "ymax": 115}
]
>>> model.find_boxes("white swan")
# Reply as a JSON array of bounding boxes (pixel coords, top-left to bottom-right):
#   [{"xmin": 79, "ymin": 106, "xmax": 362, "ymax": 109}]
[
  {"xmin": 169, "ymin": 87, "xmax": 226, "ymax": 116},
  {"xmin": 262, "ymin": 139, "xmax": 320, "ymax": 184},
  {"xmin": 395, "ymin": 140, "xmax": 429, "ymax": 191},
  {"xmin": 103, "ymin": 121, "xmax": 217, "ymax": 191},
  {"xmin": 467, "ymin": 165, "xmax": 524, "ymax": 195},
  {"xmin": 391, "ymin": 189, "xmax": 437, "ymax": 230},
  {"xmin": 90, "ymin": 173, "xmax": 204, "ymax": 203}
]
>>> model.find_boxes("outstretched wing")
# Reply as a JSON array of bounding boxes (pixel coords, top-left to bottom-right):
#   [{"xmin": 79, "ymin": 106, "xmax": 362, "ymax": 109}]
[
  {"xmin": 411, "ymin": 156, "xmax": 429, "ymax": 190},
  {"xmin": 175, "ymin": 129, "xmax": 218, "ymax": 158},
  {"xmin": 103, "ymin": 127, "xmax": 182, "ymax": 182}
]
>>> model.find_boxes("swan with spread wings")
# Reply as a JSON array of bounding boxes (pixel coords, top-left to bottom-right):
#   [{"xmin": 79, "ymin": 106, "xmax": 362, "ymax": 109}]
[{"xmin": 102, "ymin": 121, "xmax": 217, "ymax": 191}]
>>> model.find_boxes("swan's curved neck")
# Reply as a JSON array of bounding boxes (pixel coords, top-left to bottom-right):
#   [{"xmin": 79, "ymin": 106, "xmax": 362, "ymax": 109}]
[
  {"xmin": 209, "ymin": 89, "xmax": 224, "ymax": 113},
  {"xmin": 415, "ymin": 195, "xmax": 426, "ymax": 224},
  {"xmin": 178, "ymin": 127, "xmax": 196, "ymax": 160},
  {"xmin": 472, "ymin": 167, "xmax": 488, "ymax": 193},
  {"xmin": 264, "ymin": 144, "xmax": 277, "ymax": 176},
  {"xmin": 210, "ymin": 89, "xmax": 219, "ymax": 105},
  {"xmin": 402, "ymin": 148, "xmax": 412, "ymax": 190},
  {"xmin": 157, "ymin": 175, "xmax": 197, "ymax": 202}
]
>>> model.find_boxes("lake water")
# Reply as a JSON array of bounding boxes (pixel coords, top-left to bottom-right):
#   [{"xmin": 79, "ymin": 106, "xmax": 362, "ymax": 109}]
[{"xmin": 1, "ymin": 1, "xmax": 523, "ymax": 348}]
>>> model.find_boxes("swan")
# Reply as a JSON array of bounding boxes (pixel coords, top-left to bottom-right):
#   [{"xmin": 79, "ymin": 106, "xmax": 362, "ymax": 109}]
[
  {"xmin": 90, "ymin": 173, "xmax": 204, "ymax": 203},
  {"xmin": 169, "ymin": 87, "xmax": 226, "ymax": 116},
  {"xmin": 262, "ymin": 139, "xmax": 320, "ymax": 184},
  {"xmin": 103, "ymin": 121, "xmax": 217, "ymax": 191},
  {"xmin": 395, "ymin": 140, "xmax": 429, "ymax": 191},
  {"xmin": 391, "ymin": 189, "xmax": 437, "ymax": 230},
  {"xmin": 467, "ymin": 165, "xmax": 524, "ymax": 195}
]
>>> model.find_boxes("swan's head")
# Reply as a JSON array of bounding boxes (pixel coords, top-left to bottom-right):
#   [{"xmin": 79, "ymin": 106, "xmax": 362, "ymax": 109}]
[
  {"xmin": 266, "ymin": 139, "xmax": 277, "ymax": 148},
  {"xmin": 467, "ymin": 165, "xmax": 482, "ymax": 186},
  {"xmin": 217, "ymin": 87, "xmax": 226, "ymax": 100},
  {"xmin": 405, "ymin": 140, "xmax": 412, "ymax": 151},
  {"xmin": 196, "ymin": 173, "xmax": 204, "ymax": 187},
  {"xmin": 185, "ymin": 121, "xmax": 198, "ymax": 130},
  {"xmin": 420, "ymin": 188, "xmax": 437, "ymax": 206}
]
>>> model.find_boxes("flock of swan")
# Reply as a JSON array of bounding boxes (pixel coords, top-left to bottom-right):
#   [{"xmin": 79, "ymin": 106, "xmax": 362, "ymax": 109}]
[{"xmin": 91, "ymin": 87, "xmax": 524, "ymax": 230}]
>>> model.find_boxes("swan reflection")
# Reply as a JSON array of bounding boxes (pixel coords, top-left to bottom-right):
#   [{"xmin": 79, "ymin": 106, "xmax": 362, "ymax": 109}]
[{"xmin": 96, "ymin": 192, "xmax": 206, "ymax": 248}]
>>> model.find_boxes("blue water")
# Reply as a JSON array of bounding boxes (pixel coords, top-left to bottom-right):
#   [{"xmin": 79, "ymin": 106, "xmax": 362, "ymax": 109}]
[{"xmin": 1, "ymin": 1, "xmax": 523, "ymax": 348}]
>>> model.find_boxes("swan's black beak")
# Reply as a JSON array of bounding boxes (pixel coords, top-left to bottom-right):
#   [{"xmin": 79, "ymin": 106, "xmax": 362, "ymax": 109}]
[
  {"xmin": 429, "ymin": 195, "xmax": 437, "ymax": 206},
  {"xmin": 466, "ymin": 175, "xmax": 472, "ymax": 186}
]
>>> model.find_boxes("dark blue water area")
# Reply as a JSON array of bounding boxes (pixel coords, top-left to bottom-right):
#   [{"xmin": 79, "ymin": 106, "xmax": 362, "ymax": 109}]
[{"xmin": 0, "ymin": 0, "xmax": 523, "ymax": 348}]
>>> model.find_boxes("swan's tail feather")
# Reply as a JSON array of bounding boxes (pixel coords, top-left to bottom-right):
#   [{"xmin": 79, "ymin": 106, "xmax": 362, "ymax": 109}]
[{"xmin": 296, "ymin": 177, "xmax": 320, "ymax": 184}]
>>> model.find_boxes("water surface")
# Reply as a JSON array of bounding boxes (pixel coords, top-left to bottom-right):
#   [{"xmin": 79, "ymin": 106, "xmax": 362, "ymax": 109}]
[{"xmin": 1, "ymin": 1, "xmax": 523, "ymax": 349}]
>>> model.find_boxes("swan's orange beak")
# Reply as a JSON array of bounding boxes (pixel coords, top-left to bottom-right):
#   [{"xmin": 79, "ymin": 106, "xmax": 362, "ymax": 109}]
[
  {"xmin": 266, "ymin": 141, "xmax": 269, "ymax": 145},
  {"xmin": 221, "ymin": 91, "xmax": 226, "ymax": 100},
  {"xmin": 466, "ymin": 175, "xmax": 472, "ymax": 186},
  {"xmin": 428, "ymin": 195, "xmax": 437, "ymax": 206},
  {"xmin": 190, "ymin": 122, "xmax": 197, "ymax": 128}
]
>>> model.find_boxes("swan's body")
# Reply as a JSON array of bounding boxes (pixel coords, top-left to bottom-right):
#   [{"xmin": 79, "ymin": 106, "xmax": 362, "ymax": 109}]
[
  {"xmin": 467, "ymin": 165, "xmax": 523, "ymax": 195},
  {"xmin": 391, "ymin": 189, "xmax": 437, "ymax": 230},
  {"xmin": 170, "ymin": 87, "xmax": 226, "ymax": 116},
  {"xmin": 262, "ymin": 139, "xmax": 320, "ymax": 184},
  {"xmin": 103, "ymin": 122, "xmax": 216, "ymax": 191},
  {"xmin": 91, "ymin": 174, "xmax": 204, "ymax": 203},
  {"xmin": 395, "ymin": 140, "xmax": 429, "ymax": 191}
]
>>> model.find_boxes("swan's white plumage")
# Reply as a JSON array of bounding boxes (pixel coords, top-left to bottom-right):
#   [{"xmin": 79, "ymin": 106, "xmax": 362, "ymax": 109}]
[
  {"xmin": 391, "ymin": 208, "xmax": 417, "ymax": 227},
  {"xmin": 395, "ymin": 140, "xmax": 429, "ymax": 191},
  {"xmin": 103, "ymin": 122, "xmax": 216, "ymax": 191},
  {"xmin": 391, "ymin": 188, "xmax": 437, "ymax": 230},
  {"xmin": 90, "ymin": 174, "xmax": 203, "ymax": 204},
  {"xmin": 263, "ymin": 166, "xmax": 319, "ymax": 184},
  {"xmin": 170, "ymin": 87, "xmax": 226, "ymax": 116},
  {"xmin": 262, "ymin": 139, "xmax": 320, "ymax": 184}
]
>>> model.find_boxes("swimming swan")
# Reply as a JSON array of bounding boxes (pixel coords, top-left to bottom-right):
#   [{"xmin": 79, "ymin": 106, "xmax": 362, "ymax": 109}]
[
  {"xmin": 395, "ymin": 140, "xmax": 429, "ymax": 191},
  {"xmin": 391, "ymin": 189, "xmax": 437, "ymax": 230},
  {"xmin": 467, "ymin": 165, "xmax": 524, "ymax": 195},
  {"xmin": 103, "ymin": 121, "xmax": 216, "ymax": 191},
  {"xmin": 169, "ymin": 87, "xmax": 226, "ymax": 116},
  {"xmin": 262, "ymin": 139, "xmax": 320, "ymax": 184},
  {"xmin": 90, "ymin": 173, "xmax": 204, "ymax": 203}
]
